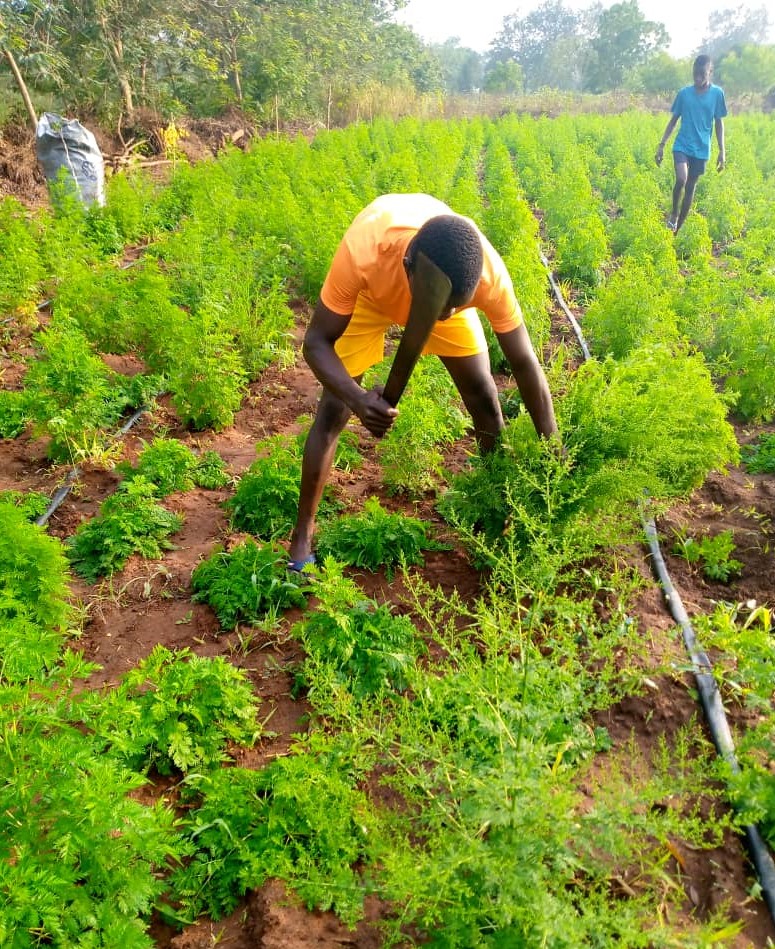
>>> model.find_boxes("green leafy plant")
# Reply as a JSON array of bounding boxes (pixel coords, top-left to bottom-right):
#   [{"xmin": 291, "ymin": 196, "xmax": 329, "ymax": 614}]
[
  {"xmin": 192, "ymin": 450, "xmax": 230, "ymax": 489},
  {"xmin": 0, "ymin": 489, "xmax": 49, "ymax": 521},
  {"xmin": 22, "ymin": 316, "xmax": 155, "ymax": 462},
  {"xmin": 317, "ymin": 496, "xmax": 447, "ymax": 578},
  {"xmin": 169, "ymin": 739, "xmax": 376, "ymax": 924},
  {"xmin": 372, "ymin": 357, "xmax": 468, "ymax": 496},
  {"xmin": 0, "ymin": 501, "xmax": 73, "ymax": 683},
  {"xmin": 166, "ymin": 318, "xmax": 247, "ymax": 430},
  {"xmin": 293, "ymin": 559, "xmax": 421, "ymax": 699},
  {"xmin": 67, "ymin": 478, "xmax": 184, "ymax": 582},
  {"xmin": 119, "ymin": 438, "xmax": 229, "ymax": 496},
  {"xmin": 583, "ymin": 257, "xmax": 680, "ymax": 360},
  {"xmin": 191, "ymin": 538, "xmax": 308, "ymax": 630},
  {"xmin": 673, "ymin": 529, "xmax": 743, "ymax": 583},
  {"xmin": 742, "ymin": 433, "xmax": 775, "ymax": 474},
  {"xmin": 226, "ymin": 435, "xmax": 301, "ymax": 539},
  {"xmin": 695, "ymin": 602, "xmax": 775, "ymax": 846},
  {"xmin": 83, "ymin": 645, "xmax": 261, "ymax": 775},
  {"xmin": 1, "ymin": 677, "xmax": 179, "ymax": 948},
  {"xmin": 0, "ymin": 388, "xmax": 30, "ymax": 438}
]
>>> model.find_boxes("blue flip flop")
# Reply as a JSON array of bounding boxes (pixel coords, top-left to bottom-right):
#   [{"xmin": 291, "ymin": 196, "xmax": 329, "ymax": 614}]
[{"xmin": 287, "ymin": 554, "xmax": 317, "ymax": 573}]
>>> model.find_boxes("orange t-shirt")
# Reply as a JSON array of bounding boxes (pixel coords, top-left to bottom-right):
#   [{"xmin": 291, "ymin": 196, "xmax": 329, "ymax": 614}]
[{"xmin": 320, "ymin": 194, "xmax": 523, "ymax": 333}]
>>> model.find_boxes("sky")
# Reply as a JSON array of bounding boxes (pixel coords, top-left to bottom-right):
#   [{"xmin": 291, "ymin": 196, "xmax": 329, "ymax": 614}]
[{"xmin": 394, "ymin": 0, "xmax": 774, "ymax": 58}]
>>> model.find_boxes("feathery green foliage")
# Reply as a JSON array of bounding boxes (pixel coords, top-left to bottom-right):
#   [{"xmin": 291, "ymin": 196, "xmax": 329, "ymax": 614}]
[
  {"xmin": 293, "ymin": 559, "xmax": 421, "ymax": 700},
  {"xmin": 119, "ymin": 438, "xmax": 228, "ymax": 496},
  {"xmin": 226, "ymin": 435, "xmax": 301, "ymax": 539},
  {"xmin": 67, "ymin": 478, "xmax": 184, "ymax": 582},
  {"xmin": 0, "ymin": 502, "xmax": 72, "ymax": 683},
  {"xmin": 170, "ymin": 740, "xmax": 376, "ymax": 924},
  {"xmin": 318, "ymin": 496, "xmax": 447, "ymax": 578},
  {"xmin": 191, "ymin": 539, "xmax": 308, "ymax": 630},
  {"xmin": 83, "ymin": 646, "xmax": 262, "ymax": 775}
]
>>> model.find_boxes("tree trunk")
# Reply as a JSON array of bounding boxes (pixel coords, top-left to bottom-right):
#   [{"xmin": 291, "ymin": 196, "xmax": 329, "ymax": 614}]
[
  {"xmin": 3, "ymin": 49, "xmax": 38, "ymax": 131},
  {"xmin": 230, "ymin": 40, "xmax": 243, "ymax": 103},
  {"xmin": 118, "ymin": 75, "xmax": 134, "ymax": 116}
]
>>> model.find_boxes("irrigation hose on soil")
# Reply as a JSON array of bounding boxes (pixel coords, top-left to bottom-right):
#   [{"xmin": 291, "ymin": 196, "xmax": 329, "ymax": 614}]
[
  {"xmin": 541, "ymin": 250, "xmax": 775, "ymax": 924},
  {"xmin": 34, "ymin": 404, "xmax": 153, "ymax": 527},
  {"xmin": 643, "ymin": 514, "xmax": 775, "ymax": 921}
]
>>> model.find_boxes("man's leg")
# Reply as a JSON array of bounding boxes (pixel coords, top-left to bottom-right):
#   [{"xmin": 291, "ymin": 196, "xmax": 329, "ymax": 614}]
[
  {"xmin": 439, "ymin": 352, "xmax": 503, "ymax": 454},
  {"xmin": 289, "ymin": 384, "xmax": 356, "ymax": 563},
  {"xmin": 671, "ymin": 155, "xmax": 688, "ymax": 227},
  {"xmin": 675, "ymin": 173, "xmax": 701, "ymax": 233}
]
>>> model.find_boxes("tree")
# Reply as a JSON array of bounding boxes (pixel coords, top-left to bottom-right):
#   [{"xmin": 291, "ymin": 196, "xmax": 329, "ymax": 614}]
[
  {"xmin": 56, "ymin": 0, "xmax": 178, "ymax": 117},
  {"xmin": 430, "ymin": 38, "xmax": 483, "ymax": 93},
  {"xmin": 376, "ymin": 23, "xmax": 444, "ymax": 94},
  {"xmin": 489, "ymin": 0, "xmax": 584, "ymax": 92},
  {"xmin": 243, "ymin": 0, "xmax": 415, "ymax": 126},
  {"xmin": 0, "ymin": 0, "xmax": 64, "ymax": 128},
  {"xmin": 483, "ymin": 58, "xmax": 523, "ymax": 94},
  {"xmin": 699, "ymin": 5, "xmax": 771, "ymax": 60},
  {"xmin": 624, "ymin": 52, "xmax": 689, "ymax": 96},
  {"xmin": 716, "ymin": 42, "xmax": 775, "ymax": 95},
  {"xmin": 583, "ymin": 0, "xmax": 669, "ymax": 92},
  {"xmin": 180, "ymin": 0, "xmax": 266, "ymax": 106}
]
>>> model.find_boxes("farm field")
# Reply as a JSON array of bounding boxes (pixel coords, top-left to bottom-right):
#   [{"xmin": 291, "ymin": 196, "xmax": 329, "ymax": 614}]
[{"xmin": 2, "ymin": 112, "xmax": 775, "ymax": 948}]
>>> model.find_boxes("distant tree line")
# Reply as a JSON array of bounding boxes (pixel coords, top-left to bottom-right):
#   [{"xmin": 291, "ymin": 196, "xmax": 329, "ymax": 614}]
[
  {"xmin": 0, "ymin": 0, "xmax": 773, "ymax": 131},
  {"xmin": 440, "ymin": 1, "xmax": 774, "ymax": 97}
]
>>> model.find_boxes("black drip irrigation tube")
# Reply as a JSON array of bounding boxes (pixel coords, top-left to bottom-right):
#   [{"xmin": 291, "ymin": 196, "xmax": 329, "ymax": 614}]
[
  {"xmin": 643, "ymin": 514, "xmax": 775, "ymax": 921},
  {"xmin": 541, "ymin": 252, "xmax": 775, "ymax": 924},
  {"xmin": 34, "ymin": 403, "xmax": 153, "ymax": 528}
]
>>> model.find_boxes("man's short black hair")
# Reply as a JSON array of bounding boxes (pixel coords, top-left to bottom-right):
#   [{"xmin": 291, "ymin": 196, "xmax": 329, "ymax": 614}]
[
  {"xmin": 694, "ymin": 54, "xmax": 712, "ymax": 71},
  {"xmin": 409, "ymin": 215, "xmax": 483, "ymax": 305}
]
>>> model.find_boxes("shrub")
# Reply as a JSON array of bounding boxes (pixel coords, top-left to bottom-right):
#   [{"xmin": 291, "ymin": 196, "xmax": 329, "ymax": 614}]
[
  {"xmin": 83, "ymin": 645, "xmax": 261, "ymax": 774},
  {"xmin": 226, "ymin": 435, "xmax": 301, "ymax": 539},
  {"xmin": 317, "ymin": 496, "xmax": 447, "ymax": 578},
  {"xmin": 191, "ymin": 539, "xmax": 308, "ymax": 630},
  {"xmin": 67, "ymin": 478, "xmax": 184, "ymax": 582},
  {"xmin": 0, "ymin": 502, "xmax": 72, "ymax": 682}
]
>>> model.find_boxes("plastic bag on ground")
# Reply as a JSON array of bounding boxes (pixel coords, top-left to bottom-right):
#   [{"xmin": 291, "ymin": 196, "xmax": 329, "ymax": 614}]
[{"xmin": 35, "ymin": 112, "xmax": 105, "ymax": 207}]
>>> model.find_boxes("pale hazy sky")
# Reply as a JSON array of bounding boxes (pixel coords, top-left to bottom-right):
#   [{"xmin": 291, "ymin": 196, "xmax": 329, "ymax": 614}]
[{"xmin": 395, "ymin": 0, "xmax": 775, "ymax": 58}]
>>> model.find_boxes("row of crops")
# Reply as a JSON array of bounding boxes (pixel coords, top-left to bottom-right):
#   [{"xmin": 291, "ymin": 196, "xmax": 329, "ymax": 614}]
[{"xmin": 1, "ymin": 111, "xmax": 775, "ymax": 946}]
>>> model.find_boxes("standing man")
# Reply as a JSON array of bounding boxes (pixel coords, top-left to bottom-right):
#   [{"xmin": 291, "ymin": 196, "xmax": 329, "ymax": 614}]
[
  {"xmin": 288, "ymin": 193, "xmax": 559, "ymax": 570},
  {"xmin": 655, "ymin": 54, "xmax": 727, "ymax": 234}
]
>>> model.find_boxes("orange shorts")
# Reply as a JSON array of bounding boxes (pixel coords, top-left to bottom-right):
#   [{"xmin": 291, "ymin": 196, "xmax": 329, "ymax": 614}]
[{"xmin": 334, "ymin": 295, "xmax": 487, "ymax": 377}]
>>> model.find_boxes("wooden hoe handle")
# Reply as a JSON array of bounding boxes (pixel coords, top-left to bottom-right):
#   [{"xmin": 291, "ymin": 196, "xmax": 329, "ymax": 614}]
[{"xmin": 382, "ymin": 252, "xmax": 452, "ymax": 408}]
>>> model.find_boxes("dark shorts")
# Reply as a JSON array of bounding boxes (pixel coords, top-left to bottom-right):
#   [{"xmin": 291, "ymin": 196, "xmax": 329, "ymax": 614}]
[{"xmin": 673, "ymin": 151, "xmax": 707, "ymax": 178}]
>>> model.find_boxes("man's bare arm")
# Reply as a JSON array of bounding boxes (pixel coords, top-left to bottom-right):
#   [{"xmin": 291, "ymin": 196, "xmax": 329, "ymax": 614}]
[
  {"xmin": 715, "ymin": 117, "xmax": 725, "ymax": 170},
  {"xmin": 303, "ymin": 300, "xmax": 397, "ymax": 437},
  {"xmin": 655, "ymin": 115, "xmax": 679, "ymax": 165},
  {"xmin": 496, "ymin": 324, "xmax": 558, "ymax": 439}
]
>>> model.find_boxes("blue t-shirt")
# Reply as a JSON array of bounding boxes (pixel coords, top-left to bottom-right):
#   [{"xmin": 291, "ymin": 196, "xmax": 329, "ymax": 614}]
[{"xmin": 671, "ymin": 84, "xmax": 727, "ymax": 160}]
